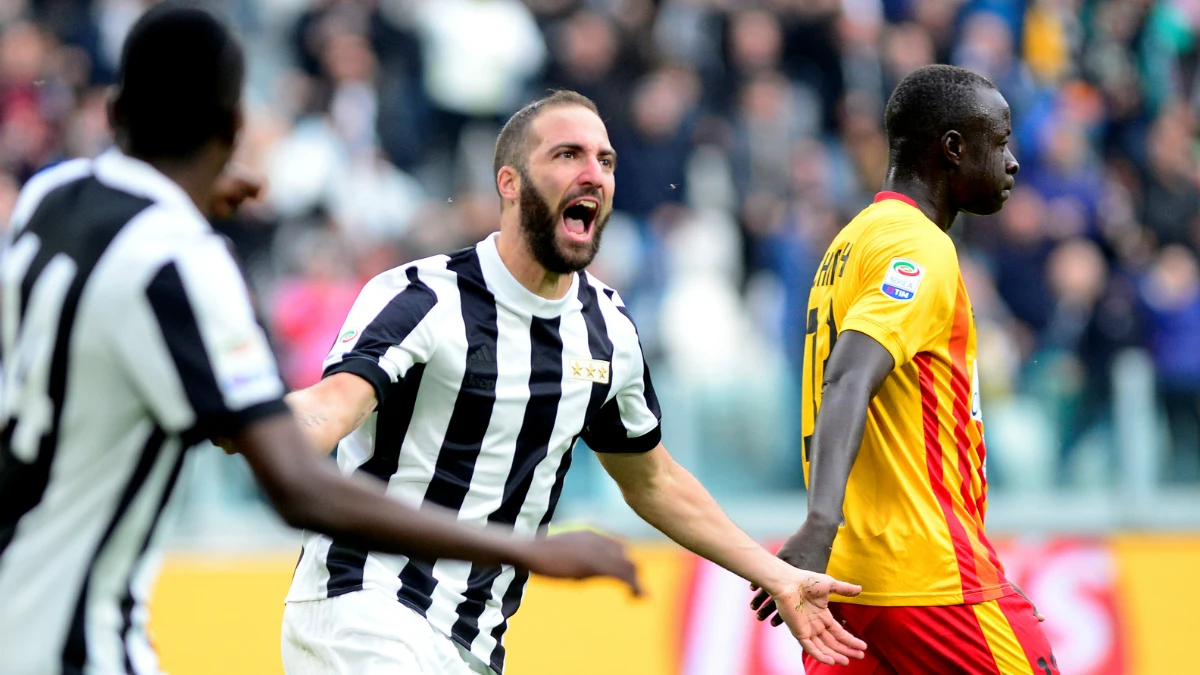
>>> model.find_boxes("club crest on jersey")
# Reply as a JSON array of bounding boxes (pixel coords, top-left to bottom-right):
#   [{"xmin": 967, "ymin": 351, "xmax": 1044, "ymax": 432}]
[
  {"xmin": 881, "ymin": 258, "xmax": 924, "ymax": 301},
  {"xmin": 567, "ymin": 357, "xmax": 610, "ymax": 384}
]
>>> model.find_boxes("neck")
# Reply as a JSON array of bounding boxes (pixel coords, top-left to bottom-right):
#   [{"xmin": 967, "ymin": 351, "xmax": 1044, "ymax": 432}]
[
  {"xmin": 495, "ymin": 212, "xmax": 573, "ymax": 300},
  {"xmin": 882, "ymin": 168, "xmax": 957, "ymax": 232},
  {"xmin": 130, "ymin": 147, "xmax": 223, "ymax": 217}
]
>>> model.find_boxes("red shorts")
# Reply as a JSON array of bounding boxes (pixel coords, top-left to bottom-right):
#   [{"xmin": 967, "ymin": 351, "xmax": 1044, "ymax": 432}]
[{"xmin": 804, "ymin": 594, "xmax": 1059, "ymax": 675}]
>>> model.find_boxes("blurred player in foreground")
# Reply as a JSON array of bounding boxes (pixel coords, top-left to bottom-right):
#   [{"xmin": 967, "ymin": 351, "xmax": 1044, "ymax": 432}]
[
  {"xmin": 276, "ymin": 89, "xmax": 867, "ymax": 674},
  {"xmin": 750, "ymin": 64, "xmax": 1059, "ymax": 674},
  {"xmin": 0, "ymin": 5, "xmax": 641, "ymax": 674}
]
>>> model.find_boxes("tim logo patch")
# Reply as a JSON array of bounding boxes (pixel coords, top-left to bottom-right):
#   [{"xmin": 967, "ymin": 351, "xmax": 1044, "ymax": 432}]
[{"xmin": 881, "ymin": 258, "xmax": 924, "ymax": 301}]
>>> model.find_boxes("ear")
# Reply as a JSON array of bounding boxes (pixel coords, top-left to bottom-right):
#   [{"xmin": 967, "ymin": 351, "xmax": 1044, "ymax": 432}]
[
  {"xmin": 497, "ymin": 165, "xmax": 521, "ymax": 203},
  {"xmin": 220, "ymin": 106, "xmax": 244, "ymax": 149},
  {"xmin": 105, "ymin": 86, "xmax": 123, "ymax": 137},
  {"xmin": 231, "ymin": 106, "xmax": 245, "ymax": 145},
  {"xmin": 941, "ymin": 130, "xmax": 965, "ymax": 167}
]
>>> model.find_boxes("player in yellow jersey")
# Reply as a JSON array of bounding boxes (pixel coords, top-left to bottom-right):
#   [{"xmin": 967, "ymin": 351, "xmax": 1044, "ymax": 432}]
[{"xmin": 750, "ymin": 65, "xmax": 1059, "ymax": 674}]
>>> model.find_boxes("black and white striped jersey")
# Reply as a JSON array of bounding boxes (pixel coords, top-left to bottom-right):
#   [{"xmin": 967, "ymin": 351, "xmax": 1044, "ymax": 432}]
[
  {"xmin": 0, "ymin": 150, "xmax": 288, "ymax": 674},
  {"xmin": 286, "ymin": 233, "xmax": 661, "ymax": 674}
]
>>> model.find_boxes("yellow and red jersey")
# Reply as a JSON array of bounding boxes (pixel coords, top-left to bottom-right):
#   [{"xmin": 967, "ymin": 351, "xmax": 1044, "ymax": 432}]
[{"xmin": 801, "ymin": 192, "xmax": 1013, "ymax": 606}]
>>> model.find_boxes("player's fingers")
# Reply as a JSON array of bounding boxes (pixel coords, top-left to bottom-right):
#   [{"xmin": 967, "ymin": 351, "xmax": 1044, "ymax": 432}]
[
  {"xmin": 749, "ymin": 582, "xmax": 759, "ymax": 592},
  {"xmin": 755, "ymin": 597, "xmax": 778, "ymax": 621},
  {"xmin": 798, "ymin": 638, "xmax": 830, "ymax": 665},
  {"xmin": 618, "ymin": 558, "xmax": 643, "ymax": 598},
  {"xmin": 749, "ymin": 589, "xmax": 770, "ymax": 612},
  {"xmin": 819, "ymin": 629, "xmax": 862, "ymax": 663},
  {"xmin": 821, "ymin": 611, "xmax": 868, "ymax": 650},
  {"xmin": 770, "ymin": 613, "xmax": 784, "ymax": 627},
  {"xmin": 821, "ymin": 620, "xmax": 867, "ymax": 658},
  {"xmin": 828, "ymin": 579, "xmax": 863, "ymax": 597},
  {"xmin": 800, "ymin": 637, "xmax": 844, "ymax": 666},
  {"xmin": 628, "ymin": 564, "xmax": 644, "ymax": 599}
]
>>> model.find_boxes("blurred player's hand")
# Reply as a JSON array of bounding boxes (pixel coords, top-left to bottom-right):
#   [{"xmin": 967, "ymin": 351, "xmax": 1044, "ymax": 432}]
[
  {"xmin": 211, "ymin": 163, "xmax": 266, "ymax": 219},
  {"xmin": 518, "ymin": 531, "xmax": 643, "ymax": 598},
  {"xmin": 750, "ymin": 570, "xmax": 867, "ymax": 665}
]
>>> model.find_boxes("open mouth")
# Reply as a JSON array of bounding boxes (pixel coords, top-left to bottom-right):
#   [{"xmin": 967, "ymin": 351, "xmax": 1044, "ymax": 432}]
[{"xmin": 561, "ymin": 197, "xmax": 600, "ymax": 242}]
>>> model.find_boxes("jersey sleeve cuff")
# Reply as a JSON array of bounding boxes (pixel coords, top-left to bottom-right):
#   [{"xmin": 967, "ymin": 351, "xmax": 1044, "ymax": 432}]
[
  {"xmin": 588, "ymin": 425, "xmax": 661, "ymax": 454},
  {"xmin": 840, "ymin": 316, "xmax": 908, "ymax": 367},
  {"xmin": 186, "ymin": 398, "xmax": 290, "ymax": 446},
  {"xmin": 323, "ymin": 357, "xmax": 394, "ymax": 406}
]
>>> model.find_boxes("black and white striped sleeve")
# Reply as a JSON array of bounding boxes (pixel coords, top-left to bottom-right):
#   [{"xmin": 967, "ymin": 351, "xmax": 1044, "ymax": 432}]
[
  {"xmin": 108, "ymin": 226, "xmax": 287, "ymax": 441},
  {"xmin": 581, "ymin": 289, "xmax": 662, "ymax": 453},
  {"xmin": 321, "ymin": 266, "xmax": 440, "ymax": 406}
]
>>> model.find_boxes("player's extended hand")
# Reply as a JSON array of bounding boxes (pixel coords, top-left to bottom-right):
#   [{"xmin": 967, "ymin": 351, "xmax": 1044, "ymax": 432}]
[
  {"xmin": 210, "ymin": 163, "xmax": 266, "ymax": 219},
  {"xmin": 750, "ymin": 570, "xmax": 867, "ymax": 665},
  {"xmin": 517, "ymin": 531, "xmax": 643, "ymax": 598}
]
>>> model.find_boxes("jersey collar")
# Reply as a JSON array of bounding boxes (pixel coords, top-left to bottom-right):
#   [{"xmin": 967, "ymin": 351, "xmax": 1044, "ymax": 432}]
[
  {"xmin": 93, "ymin": 148, "xmax": 204, "ymax": 216},
  {"xmin": 873, "ymin": 191, "xmax": 920, "ymax": 209},
  {"xmin": 476, "ymin": 233, "xmax": 580, "ymax": 319}
]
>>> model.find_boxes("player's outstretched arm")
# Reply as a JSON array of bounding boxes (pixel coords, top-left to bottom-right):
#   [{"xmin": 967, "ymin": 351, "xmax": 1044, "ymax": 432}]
[
  {"xmin": 233, "ymin": 411, "xmax": 642, "ymax": 594},
  {"xmin": 283, "ymin": 373, "xmax": 378, "ymax": 454},
  {"xmin": 750, "ymin": 330, "xmax": 893, "ymax": 626},
  {"xmin": 597, "ymin": 445, "xmax": 866, "ymax": 665}
]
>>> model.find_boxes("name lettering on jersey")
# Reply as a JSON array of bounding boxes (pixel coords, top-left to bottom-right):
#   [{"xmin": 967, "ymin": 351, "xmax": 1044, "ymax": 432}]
[
  {"xmin": 812, "ymin": 243, "xmax": 854, "ymax": 288},
  {"xmin": 880, "ymin": 258, "xmax": 924, "ymax": 301},
  {"xmin": 566, "ymin": 357, "xmax": 610, "ymax": 384}
]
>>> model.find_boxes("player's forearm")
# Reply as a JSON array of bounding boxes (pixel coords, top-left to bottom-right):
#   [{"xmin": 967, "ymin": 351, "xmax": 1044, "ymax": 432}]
[
  {"xmin": 286, "ymin": 465, "xmax": 527, "ymax": 565},
  {"xmin": 792, "ymin": 379, "xmax": 873, "ymax": 573},
  {"xmin": 284, "ymin": 388, "xmax": 365, "ymax": 454},
  {"xmin": 621, "ymin": 459, "xmax": 795, "ymax": 594},
  {"xmin": 239, "ymin": 414, "xmax": 527, "ymax": 566},
  {"xmin": 806, "ymin": 379, "xmax": 872, "ymax": 527}
]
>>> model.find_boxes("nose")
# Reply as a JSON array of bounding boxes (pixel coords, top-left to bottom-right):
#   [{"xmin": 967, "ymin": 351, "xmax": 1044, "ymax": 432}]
[
  {"xmin": 577, "ymin": 155, "xmax": 606, "ymax": 188},
  {"xmin": 1005, "ymin": 148, "xmax": 1020, "ymax": 176}
]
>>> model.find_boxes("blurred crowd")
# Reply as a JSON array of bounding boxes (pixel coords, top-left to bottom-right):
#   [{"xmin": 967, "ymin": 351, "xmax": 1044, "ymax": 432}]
[{"xmin": 2, "ymin": 0, "xmax": 1200, "ymax": 496}]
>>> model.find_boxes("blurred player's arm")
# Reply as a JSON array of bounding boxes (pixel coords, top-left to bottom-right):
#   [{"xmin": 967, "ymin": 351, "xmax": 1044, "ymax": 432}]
[
  {"xmin": 234, "ymin": 410, "xmax": 641, "ymax": 593},
  {"xmin": 597, "ymin": 444, "xmax": 866, "ymax": 665},
  {"xmin": 750, "ymin": 330, "xmax": 893, "ymax": 625},
  {"xmin": 284, "ymin": 373, "xmax": 377, "ymax": 454}
]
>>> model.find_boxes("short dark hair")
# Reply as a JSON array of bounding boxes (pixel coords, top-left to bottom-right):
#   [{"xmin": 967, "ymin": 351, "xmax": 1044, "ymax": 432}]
[
  {"xmin": 493, "ymin": 90, "xmax": 600, "ymax": 191},
  {"xmin": 884, "ymin": 64, "xmax": 997, "ymax": 167},
  {"xmin": 112, "ymin": 2, "xmax": 244, "ymax": 159}
]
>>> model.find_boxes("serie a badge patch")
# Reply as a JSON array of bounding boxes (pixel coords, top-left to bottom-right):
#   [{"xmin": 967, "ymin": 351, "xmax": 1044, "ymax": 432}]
[{"xmin": 881, "ymin": 258, "xmax": 924, "ymax": 301}]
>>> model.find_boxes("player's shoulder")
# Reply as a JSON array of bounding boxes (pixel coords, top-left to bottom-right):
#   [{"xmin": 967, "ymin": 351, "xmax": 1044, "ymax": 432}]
[
  {"xmin": 361, "ymin": 253, "xmax": 455, "ymax": 302},
  {"xmin": 581, "ymin": 271, "xmax": 641, "ymax": 335},
  {"xmin": 9, "ymin": 158, "xmax": 94, "ymax": 233},
  {"xmin": 581, "ymin": 271, "xmax": 629, "ymax": 312},
  {"xmin": 852, "ymin": 201, "xmax": 957, "ymax": 262}
]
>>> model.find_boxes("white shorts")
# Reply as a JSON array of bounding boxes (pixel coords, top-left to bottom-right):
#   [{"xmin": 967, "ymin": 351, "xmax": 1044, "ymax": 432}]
[{"xmin": 281, "ymin": 590, "xmax": 493, "ymax": 675}]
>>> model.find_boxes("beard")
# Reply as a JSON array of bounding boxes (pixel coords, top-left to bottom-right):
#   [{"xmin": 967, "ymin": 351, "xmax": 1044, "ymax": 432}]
[{"xmin": 518, "ymin": 171, "xmax": 609, "ymax": 275}]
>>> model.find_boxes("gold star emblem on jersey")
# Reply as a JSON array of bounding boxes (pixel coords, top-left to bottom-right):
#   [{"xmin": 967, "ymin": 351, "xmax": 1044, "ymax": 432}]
[{"xmin": 566, "ymin": 357, "xmax": 610, "ymax": 384}]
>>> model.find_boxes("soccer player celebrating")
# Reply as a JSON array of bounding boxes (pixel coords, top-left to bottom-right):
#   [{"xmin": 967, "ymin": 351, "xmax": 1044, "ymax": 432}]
[
  {"xmin": 278, "ymin": 90, "xmax": 868, "ymax": 674},
  {"xmin": 750, "ymin": 65, "xmax": 1059, "ymax": 674},
  {"xmin": 0, "ymin": 6, "xmax": 645, "ymax": 674}
]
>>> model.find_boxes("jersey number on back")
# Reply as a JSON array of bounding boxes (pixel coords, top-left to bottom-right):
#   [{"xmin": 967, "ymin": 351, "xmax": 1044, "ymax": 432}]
[{"xmin": 1, "ymin": 234, "xmax": 78, "ymax": 463}]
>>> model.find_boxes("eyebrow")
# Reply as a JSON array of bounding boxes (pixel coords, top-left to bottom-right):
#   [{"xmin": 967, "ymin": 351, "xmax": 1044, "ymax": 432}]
[{"xmin": 549, "ymin": 142, "xmax": 618, "ymax": 166}]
